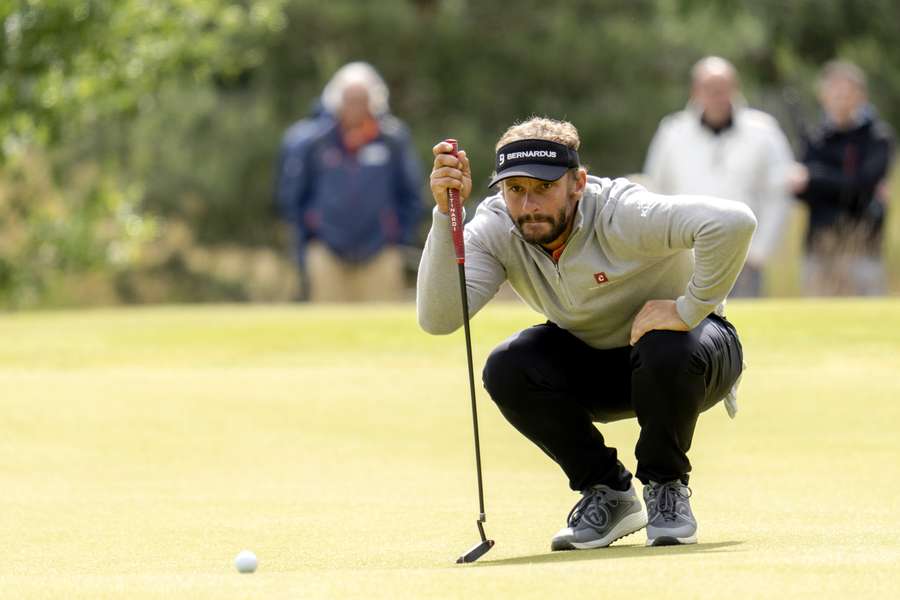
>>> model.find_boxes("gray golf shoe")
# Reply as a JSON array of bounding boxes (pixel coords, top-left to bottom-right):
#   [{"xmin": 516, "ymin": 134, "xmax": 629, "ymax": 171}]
[
  {"xmin": 643, "ymin": 480, "xmax": 698, "ymax": 546},
  {"xmin": 551, "ymin": 484, "xmax": 648, "ymax": 551}
]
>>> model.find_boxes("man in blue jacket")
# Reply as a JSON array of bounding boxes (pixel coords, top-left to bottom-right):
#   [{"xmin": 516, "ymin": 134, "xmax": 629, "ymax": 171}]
[{"xmin": 276, "ymin": 62, "xmax": 423, "ymax": 301}]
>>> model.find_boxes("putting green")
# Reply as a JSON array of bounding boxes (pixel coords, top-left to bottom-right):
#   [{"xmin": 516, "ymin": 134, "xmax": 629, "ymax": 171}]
[{"xmin": 1, "ymin": 300, "xmax": 898, "ymax": 598}]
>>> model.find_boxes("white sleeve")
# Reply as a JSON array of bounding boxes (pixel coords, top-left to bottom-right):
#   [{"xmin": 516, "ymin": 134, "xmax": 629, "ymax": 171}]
[
  {"xmin": 747, "ymin": 125, "xmax": 796, "ymax": 265},
  {"xmin": 643, "ymin": 120, "xmax": 675, "ymax": 194}
]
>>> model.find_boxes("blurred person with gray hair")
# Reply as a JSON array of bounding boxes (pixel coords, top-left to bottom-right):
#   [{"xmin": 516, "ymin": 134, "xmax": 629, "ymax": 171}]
[
  {"xmin": 790, "ymin": 60, "xmax": 895, "ymax": 296},
  {"xmin": 276, "ymin": 62, "xmax": 423, "ymax": 302},
  {"xmin": 644, "ymin": 56, "xmax": 796, "ymax": 297}
]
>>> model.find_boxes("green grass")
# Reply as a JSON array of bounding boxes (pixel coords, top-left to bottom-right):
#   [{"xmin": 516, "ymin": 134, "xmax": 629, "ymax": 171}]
[{"xmin": 1, "ymin": 300, "xmax": 899, "ymax": 598}]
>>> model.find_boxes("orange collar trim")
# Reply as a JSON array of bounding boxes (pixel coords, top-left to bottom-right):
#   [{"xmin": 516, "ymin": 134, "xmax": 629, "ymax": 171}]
[{"xmin": 550, "ymin": 244, "xmax": 566, "ymax": 263}]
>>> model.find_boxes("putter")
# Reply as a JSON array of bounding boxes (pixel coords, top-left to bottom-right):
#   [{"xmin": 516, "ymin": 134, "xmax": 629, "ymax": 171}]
[{"xmin": 444, "ymin": 139, "xmax": 495, "ymax": 564}]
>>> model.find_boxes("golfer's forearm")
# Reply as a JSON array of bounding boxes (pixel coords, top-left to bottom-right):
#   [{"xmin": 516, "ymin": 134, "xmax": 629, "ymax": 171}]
[
  {"xmin": 676, "ymin": 200, "xmax": 757, "ymax": 327},
  {"xmin": 417, "ymin": 209, "xmax": 466, "ymax": 334}
]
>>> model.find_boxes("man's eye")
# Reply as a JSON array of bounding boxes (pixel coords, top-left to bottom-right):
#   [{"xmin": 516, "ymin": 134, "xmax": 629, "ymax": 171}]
[{"xmin": 541, "ymin": 182, "xmax": 553, "ymax": 190}]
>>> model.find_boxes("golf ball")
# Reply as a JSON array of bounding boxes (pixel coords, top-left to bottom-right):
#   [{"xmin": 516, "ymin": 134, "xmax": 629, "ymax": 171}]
[{"xmin": 234, "ymin": 550, "xmax": 258, "ymax": 573}]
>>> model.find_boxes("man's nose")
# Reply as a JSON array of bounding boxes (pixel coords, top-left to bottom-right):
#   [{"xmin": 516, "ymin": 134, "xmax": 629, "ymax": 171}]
[{"xmin": 521, "ymin": 192, "xmax": 541, "ymax": 212}]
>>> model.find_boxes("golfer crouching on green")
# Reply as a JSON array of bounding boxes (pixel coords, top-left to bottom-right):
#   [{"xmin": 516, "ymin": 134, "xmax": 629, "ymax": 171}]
[{"xmin": 418, "ymin": 117, "xmax": 754, "ymax": 549}]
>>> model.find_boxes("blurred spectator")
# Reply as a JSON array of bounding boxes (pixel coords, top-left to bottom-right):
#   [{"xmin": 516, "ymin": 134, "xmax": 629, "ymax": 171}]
[
  {"xmin": 644, "ymin": 56, "xmax": 796, "ymax": 297},
  {"xmin": 276, "ymin": 62, "xmax": 423, "ymax": 302},
  {"xmin": 275, "ymin": 98, "xmax": 331, "ymax": 301},
  {"xmin": 790, "ymin": 60, "xmax": 895, "ymax": 296}
]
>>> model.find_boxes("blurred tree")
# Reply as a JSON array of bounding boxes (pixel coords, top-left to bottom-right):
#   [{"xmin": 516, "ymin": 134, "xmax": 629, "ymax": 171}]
[
  {"xmin": 2, "ymin": 0, "xmax": 899, "ymax": 307},
  {"xmin": 0, "ymin": 0, "xmax": 286, "ymax": 306},
  {"xmin": 1, "ymin": 0, "xmax": 286, "ymax": 153}
]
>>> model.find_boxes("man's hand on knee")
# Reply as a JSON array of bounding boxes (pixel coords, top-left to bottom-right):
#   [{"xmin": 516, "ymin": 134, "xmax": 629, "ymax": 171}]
[{"xmin": 630, "ymin": 300, "xmax": 690, "ymax": 345}]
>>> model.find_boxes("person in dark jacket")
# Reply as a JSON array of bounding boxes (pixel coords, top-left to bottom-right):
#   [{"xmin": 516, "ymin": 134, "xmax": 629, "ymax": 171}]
[
  {"xmin": 791, "ymin": 60, "xmax": 895, "ymax": 296},
  {"xmin": 276, "ymin": 62, "xmax": 423, "ymax": 302}
]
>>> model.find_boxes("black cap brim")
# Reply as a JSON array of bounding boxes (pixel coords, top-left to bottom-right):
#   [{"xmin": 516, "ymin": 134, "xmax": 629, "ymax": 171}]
[{"xmin": 488, "ymin": 164, "xmax": 569, "ymax": 188}]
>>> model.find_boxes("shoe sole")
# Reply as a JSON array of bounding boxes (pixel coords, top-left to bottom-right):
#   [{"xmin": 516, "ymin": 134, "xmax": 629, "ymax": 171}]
[
  {"xmin": 567, "ymin": 509, "xmax": 649, "ymax": 550},
  {"xmin": 646, "ymin": 534, "xmax": 698, "ymax": 547}
]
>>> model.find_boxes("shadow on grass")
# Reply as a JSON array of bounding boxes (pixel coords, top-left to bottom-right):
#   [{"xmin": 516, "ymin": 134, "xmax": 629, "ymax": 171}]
[{"xmin": 476, "ymin": 540, "xmax": 745, "ymax": 567}]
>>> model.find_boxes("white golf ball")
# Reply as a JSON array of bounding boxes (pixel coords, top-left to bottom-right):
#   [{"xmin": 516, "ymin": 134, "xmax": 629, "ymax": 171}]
[{"xmin": 234, "ymin": 550, "xmax": 258, "ymax": 573}]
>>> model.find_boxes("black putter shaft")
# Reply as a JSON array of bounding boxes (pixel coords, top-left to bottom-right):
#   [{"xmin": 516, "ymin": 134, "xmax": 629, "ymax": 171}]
[
  {"xmin": 444, "ymin": 139, "xmax": 495, "ymax": 564},
  {"xmin": 454, "ymin": 260, "xmax": 495, "ymax": 564}
]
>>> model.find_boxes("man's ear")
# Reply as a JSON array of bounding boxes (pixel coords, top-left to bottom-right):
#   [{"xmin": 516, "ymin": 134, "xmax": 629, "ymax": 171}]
[{"xmin": 575, "ymin": 168, "xmax": 588, "ymax": 193}]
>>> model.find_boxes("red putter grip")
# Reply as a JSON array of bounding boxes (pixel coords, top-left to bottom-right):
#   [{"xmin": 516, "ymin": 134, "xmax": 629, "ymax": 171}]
[{"xmin": 444, "ymin": 138, "xmax": 465, "ymax": 264}]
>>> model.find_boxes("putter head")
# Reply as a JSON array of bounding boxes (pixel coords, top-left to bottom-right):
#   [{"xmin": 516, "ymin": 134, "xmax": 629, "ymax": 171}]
[{"xmin": 455, "ymin": 539, "xmax": 495, "ymax": 564}]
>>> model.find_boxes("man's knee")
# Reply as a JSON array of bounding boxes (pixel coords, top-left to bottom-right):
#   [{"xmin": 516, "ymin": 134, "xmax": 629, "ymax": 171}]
[
  {"xmin": 631, "ymin": 330, "xmax": 705, "ymax": 379},
  {"xmin": 482, "ymin": 342, "xmax": 529, "ymax": 408}
]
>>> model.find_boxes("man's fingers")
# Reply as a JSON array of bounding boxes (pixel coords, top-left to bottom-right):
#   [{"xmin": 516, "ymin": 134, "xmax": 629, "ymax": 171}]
[
  {"xmin": 431, "ymin": 176, "xmax": 463, "ymax": 190},
  {"xmin": 629, "ymin": 327, "xmax": 644, "ymax": 346},
  {"xmin": 630, "ymin": 319, "xmax": 646, "ymax": 345},
  {"xmin": 433, "ymin": 153, "xmax": 460, "ymax": 168},
  {"xmin": 629, "ymin": 302, "xmax": 653, "ymax": 345},
  {"xmin": 457, "ymin": 150, "xmax": 470, "ymax": 173},
  {"xmin": 432, "ymin": 141, "xmax": 459, "ymax": 157},
  {"xmin": 630, "ymin": 300, "xmax": 689, "ymax": 345},
  {"xmin": 433, "ymin": 145, "xmax": 469, "ymax": 168},
  {"xmin": 432, "ymin": 141, "xmax": 450, "ymax": 156},
  {"xmin": 629, "ymin": 313, "xmax": 644, "ymax": 345},
  {"xmin": 430, "ymin": 142, "xmax": 469, "ymax": 212},
  {"xmin": 430, "ymin": 165, "xmax": 465, "ymax": 190},
  {"xmin": 433, "ymin": 150, "xmax": 468, "ymax": 171},
  {"xmin": 431, "ymin": 165, "xmax": 463, "ymax": 179}
]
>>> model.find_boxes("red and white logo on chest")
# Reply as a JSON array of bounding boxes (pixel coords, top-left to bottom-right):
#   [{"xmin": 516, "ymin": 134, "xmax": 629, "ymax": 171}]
[{"xmin": 593, "ymin": 272, "xmax": 608, "ymax": 284}]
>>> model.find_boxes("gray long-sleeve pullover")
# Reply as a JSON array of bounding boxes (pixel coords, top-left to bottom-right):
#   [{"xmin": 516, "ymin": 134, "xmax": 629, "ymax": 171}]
[{"xmin": 417, "ymin": 176, "xmax": 757, "ymax": 349}]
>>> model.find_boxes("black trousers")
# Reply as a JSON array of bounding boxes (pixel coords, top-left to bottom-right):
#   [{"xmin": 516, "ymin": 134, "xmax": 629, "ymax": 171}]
[{"xmin": 481, "ymin": 315, "xmax": 743, "ymax": 491}]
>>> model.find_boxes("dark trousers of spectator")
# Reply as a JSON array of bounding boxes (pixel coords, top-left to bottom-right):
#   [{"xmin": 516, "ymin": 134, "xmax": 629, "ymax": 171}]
[
  {"xmin": 804, "ymin": 221, "xmax": 886, "ymax": 296},
  {"xmin": 481, "ymin": 315, "xmax": 743, "ymax": 492}
]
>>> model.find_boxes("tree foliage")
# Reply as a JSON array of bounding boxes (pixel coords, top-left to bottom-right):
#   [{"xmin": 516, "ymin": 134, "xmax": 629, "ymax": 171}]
[
  {"xmin": 1, "ymin": 0, "xmax": 286, "ymax": 149},
  {"xmin": 2, "ymin": 0, "xmax": 899, "ymax": 306},
  {"xmin": 0, "ymin": 0, "xmax": 285, "ymax": 306}
]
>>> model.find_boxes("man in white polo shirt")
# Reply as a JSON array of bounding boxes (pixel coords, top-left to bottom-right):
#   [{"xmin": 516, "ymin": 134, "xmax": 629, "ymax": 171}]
[{"xmin": 644, "ymin": 56, "xmax": 796, "ymax": 297}]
